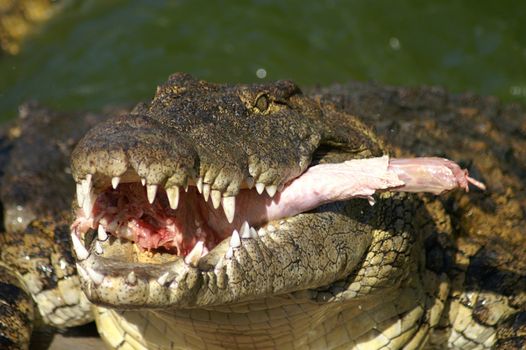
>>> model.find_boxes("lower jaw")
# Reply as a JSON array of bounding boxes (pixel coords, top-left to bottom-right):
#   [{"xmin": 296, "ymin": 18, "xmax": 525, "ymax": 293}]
[
  {"xmin": 72, "ymin": 218, "xmax": 267, "ymax": 308},
  {"xmin": 70, "ymin": 185, "xmax": 272, "ymax": 302},
  {"xmin": 73, "ymin": 197, "xmax": 376, "ymax": 309}
]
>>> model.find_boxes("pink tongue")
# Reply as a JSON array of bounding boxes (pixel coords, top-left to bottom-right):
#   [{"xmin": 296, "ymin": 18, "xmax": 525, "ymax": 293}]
[{"xmin": 224, "ymin": 156, "xmax": 485, "ymax": 229}]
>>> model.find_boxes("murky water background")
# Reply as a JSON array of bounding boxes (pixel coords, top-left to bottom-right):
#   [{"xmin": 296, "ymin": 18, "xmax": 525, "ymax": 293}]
[{"xmin": 0, "ymin": 0, "xmax": 525, "ymax": 121}]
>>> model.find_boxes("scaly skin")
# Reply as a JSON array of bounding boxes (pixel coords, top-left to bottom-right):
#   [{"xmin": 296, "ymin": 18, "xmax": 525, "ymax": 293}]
[
  {"xmin": 0, "ymin": 103, "xmax": 113, "ymax": 349},
  {"xmin": 0, "ymin": 76, "xmax": 524, "ymax": 349},
  {"xmin": 317, "ymin": 82, "xmax": 526, "ymax": 349}
]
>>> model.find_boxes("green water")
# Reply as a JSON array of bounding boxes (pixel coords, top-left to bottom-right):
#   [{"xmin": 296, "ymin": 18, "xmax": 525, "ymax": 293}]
[{"xmin": 1, "ymin": 0, "xmax": 525, "ymax": 121}]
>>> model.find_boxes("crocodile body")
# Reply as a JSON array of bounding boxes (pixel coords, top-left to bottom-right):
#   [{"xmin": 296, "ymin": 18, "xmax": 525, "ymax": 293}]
[{"xmin": 0, "ymin": 75, "xmax": 524, "ymax": 349}]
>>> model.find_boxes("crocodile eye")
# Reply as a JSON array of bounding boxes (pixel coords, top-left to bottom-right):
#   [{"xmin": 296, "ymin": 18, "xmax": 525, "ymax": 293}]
[{"xmin": 255, "ymin": 94, "xmax": 269, "ymax": 112}]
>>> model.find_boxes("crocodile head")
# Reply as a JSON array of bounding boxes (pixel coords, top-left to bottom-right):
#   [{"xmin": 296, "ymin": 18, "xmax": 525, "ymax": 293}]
[{"xmin": 70, "ymin": 73, "xmax": 393, "ymax": 308}]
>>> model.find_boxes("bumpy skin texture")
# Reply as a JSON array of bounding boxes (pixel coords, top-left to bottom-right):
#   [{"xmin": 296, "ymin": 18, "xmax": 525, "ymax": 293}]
[
  {"xmin": 316, "ymin": 83, "xmax": 526, "ymax": 348},
  {"xmin": 0, "ymin": 264, "xmax": 34, "ymax": 349},
  {"xmin": 71, "ymin": 73, "xmax": 382, "ymax": 194},
  {"xmin": 0, "ymin": 103, "xmax": 113, "ymax": 349},
  {"xmin": 0, "ymin": 77, "xmax": 525, "ymax": 349}
]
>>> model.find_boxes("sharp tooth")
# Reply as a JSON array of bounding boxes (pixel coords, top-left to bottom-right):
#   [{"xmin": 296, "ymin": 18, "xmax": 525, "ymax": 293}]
[
  {"xmin": 249, "ymin": 227, "xmax": 258, "ymax": 239},
  {"xmin": 257, "ymin": 228, "xmax": 266, "ymax": 237},
  {"xmin": 95, "ymin": 241, "xmax": 103, "ymax": 254},
  {"xmin": 76, "ymin": 183, "xmax": 84, "ymax": 207},
  {"xmin": 126, "ymin": 271, "xmax": 137, "ymax": 285},
  {"xmin": 71, "ymin": 232, "xmax": 89, "ymax": 260},
  {"xmin": 255, "ymin": 182, "xmax": 265, "ymax": 194},
  {"xmin": 111, "ymin": 176, "xmax": 120, "ymax": 189},
  {"xmin": 267, "ymin": 224, "xmax": 276, "ymax": 232},
  {"xmin": 87, "ymin": 267, "xmax": 104, "ymax": 285},
  {"xmin": 222, "ymin": 196, "xmax": 236, "ymax": 223},
  {"xmin": 230, "ymin": 230, "xmax": 241, "ymax": 248},
  {"xmin": 81, "ymin": 189, "xmax": 95, "ymax": 216},
  {"xmin": 211, "ymin": 190, "xmax": 221, "ymax": 209},
  {"xmin": 240, "ymin": 221, "xmax": 250, "ymax": 239},
  {"xmin": 97, "ymin": 225, "xmax": 108, "ymax": 241},
  {"xmin": 166, "ymin": 186, "xmax": 180, "ymax": 210},
  {"xmin": 246, "ymin": 177, "xmax": 254, "ymax": 189},
  {"xmin": 203, "ymin": 184, "xmax": 211, "ymax": 202},
  {"xmin": 81, "ymin": 195, "xmax": 92, "ymax": 216},
  {"xmin": 265, "ymin": 185, "xmax": 277, "ymax": 198},
  {"xmin": 157, "ymin": 272, "xmax": 169, "ymax": 286},
  {"xmin": 76, "ymin": 263, "xmax": 89, "ymax": 280},
  {"xmin": 196, "ymin": 177, "xmax": 203, "ymax": 193},
  {"xmin": 225, "ymin": 247, "xmax": 233, "ymax": 259},
  {"xmin": 185, "ymin": 241, "xmax": 204, "ymax": 266},
  {"xmin": 81, "ymin": 174, "xmax": 92, "ymax": 195},
  {"xmin": 147, "ymin": 184, "xmax": 158, "ymax": 204},
  {"xmin": 141, "ymin": 178, "xmax": 146, "ymax": 186}
]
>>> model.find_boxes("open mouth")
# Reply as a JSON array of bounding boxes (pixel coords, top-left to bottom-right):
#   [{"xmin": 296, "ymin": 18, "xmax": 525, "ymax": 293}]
[
  {"xmin": 71, "ymin": 155, "xmax": 484, "ymax": 266},
  {"xmin": 70, "ymin": 154, "xmax": 483, "ymax": 306},
  {"xmin": 72, "ymin": 173, "xmax": 276, "ymax": 267},
  {"xmin": 70, "ymin": 162, "xmax": 340, "ymax": 308}
]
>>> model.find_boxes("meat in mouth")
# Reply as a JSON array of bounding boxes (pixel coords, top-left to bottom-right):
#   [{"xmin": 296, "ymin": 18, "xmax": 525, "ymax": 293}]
[{"xmin": 71, "ymin": 156, "xmax": 484, "ymax": 263}]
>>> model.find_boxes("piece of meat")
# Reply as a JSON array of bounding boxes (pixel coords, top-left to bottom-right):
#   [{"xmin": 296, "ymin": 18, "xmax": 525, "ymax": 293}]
[
  {"xmin": 259, "ymin": 156, "xmax": 485, "ymax": 223},
  {"xmin": 73, "ymin": 156, "xmax": 485, "ymax": 254}
]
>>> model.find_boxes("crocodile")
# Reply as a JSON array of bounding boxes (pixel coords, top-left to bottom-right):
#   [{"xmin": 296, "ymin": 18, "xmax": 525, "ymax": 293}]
[{"xmin": 0, "ymin": 73, "xmax": 525, "ymax": 349}]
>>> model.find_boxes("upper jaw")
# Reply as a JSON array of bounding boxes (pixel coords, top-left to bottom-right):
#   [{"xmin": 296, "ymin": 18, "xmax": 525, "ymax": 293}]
[
  {"xmin": 70, "ymin": 103, "xmax": 321, "ymax": 225},
  {"xmin": 70, "ymin": 87, "xmax": 322, "ymax": 198}
]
